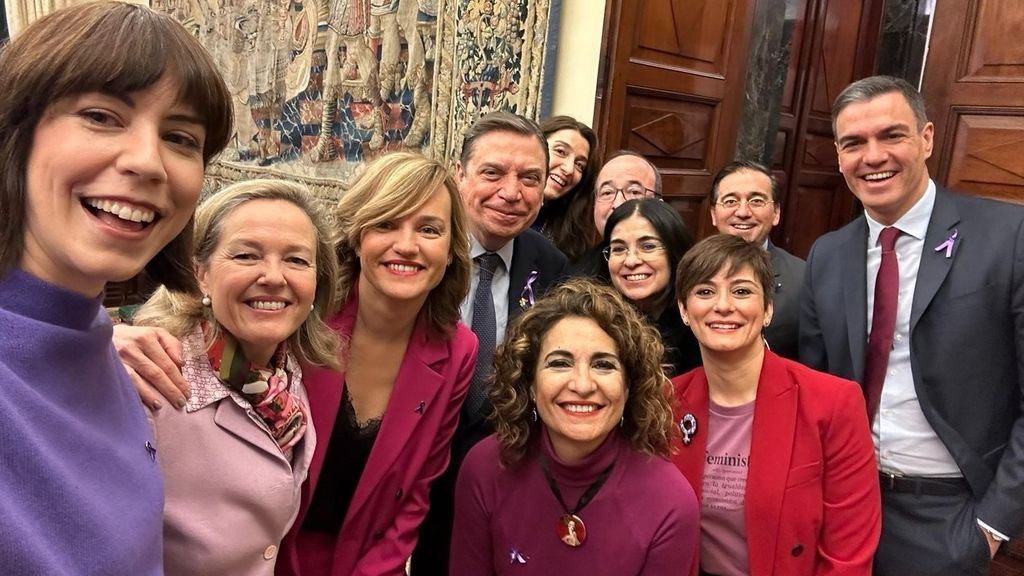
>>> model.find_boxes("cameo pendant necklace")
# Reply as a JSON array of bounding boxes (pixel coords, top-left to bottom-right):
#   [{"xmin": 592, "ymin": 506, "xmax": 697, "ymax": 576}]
[{"xmin": 540, "ymin": 454, "xmax": 615, "ymax": 548}]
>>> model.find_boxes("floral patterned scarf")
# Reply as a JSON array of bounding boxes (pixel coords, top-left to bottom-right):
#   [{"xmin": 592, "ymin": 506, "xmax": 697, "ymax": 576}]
[{"xmin": 206, "ymin": 331, "xmax": 307, "ymax": 450}]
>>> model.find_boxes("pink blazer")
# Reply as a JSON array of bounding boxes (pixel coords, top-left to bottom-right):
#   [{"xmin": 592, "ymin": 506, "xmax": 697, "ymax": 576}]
[
  {"xmin": 672, "ymin": 351, "xmax": 881, "ymax": 576},
  {"xmin": 277, "ymin": 294, "xmax": 477, "ymax": 576},
  {"xmin": 152, "ymin": 329, "xmax": 315, "ymax": 576}
]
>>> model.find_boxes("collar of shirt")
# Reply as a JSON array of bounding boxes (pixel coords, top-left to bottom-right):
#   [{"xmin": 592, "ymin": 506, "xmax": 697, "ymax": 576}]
[
  {"xmin": 470, "ymin": 235, "xmax": 514, "ymax": 271},
  {"xmin": 865, "ymin": 179, "xmax": 936, "ymax": 246}
]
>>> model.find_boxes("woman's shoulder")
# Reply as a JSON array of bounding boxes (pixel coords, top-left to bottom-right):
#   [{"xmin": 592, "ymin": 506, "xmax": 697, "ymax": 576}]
[
  {"xmin": 769, "ymin": 353, "xmax": 867, "ymax": 415},
  {"xmin": 619, "ymin": 449, "xmax": 694, "ymax": 498}
]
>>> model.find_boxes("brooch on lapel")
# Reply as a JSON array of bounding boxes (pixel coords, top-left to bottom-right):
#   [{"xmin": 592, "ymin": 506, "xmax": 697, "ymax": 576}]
[
  {"xmin": 934, "ymin": 229, "xmax": 958, "ymax": 259},
  {"xmin": 518, "ymin": 270, "xmax": 539, "ymax": 309},
  {"xmin": 679, "ymin": 414, "xmax": 698, "ymax": 446}
]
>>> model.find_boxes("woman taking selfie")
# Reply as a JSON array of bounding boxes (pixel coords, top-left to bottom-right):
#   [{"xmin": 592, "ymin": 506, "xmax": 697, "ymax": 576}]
[
  {"xmin": 672, "ymin": 235, "xmax": 879, "ymax": 576},
  {"xmin": 0, "ymin": 2, "xmax": 231, "ymax": 572}
]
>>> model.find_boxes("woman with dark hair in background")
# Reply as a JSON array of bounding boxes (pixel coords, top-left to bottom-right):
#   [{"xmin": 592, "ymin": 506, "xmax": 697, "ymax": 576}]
[
  {"xmin": 0, "ymin": 2, "xmax": 232, "ymax": 572},
  {"xmin": 533, "ymin": 116, "xmax": 601, "ymax": 262},
  {"xmin": 598, "ymin": 199, "xmax": 701, "ymax": 376}
]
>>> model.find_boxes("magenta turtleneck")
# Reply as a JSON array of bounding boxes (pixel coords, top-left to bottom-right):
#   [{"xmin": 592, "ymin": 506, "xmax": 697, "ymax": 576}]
[{"xmin": 451, "ymin": 427, "xmax": 699, "ymax": 575}]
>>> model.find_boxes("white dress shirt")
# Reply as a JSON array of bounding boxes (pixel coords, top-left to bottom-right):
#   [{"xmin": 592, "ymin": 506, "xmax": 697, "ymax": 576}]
[{"xmin": 865, "ymin": 180, "xmax": 960, "ymax": 477}]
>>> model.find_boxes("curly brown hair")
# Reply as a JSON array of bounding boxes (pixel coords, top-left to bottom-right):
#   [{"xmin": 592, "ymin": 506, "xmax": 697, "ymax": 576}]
[{"xmin": 489, "ymin": 278, "xmax": 678, "ymax": 465}]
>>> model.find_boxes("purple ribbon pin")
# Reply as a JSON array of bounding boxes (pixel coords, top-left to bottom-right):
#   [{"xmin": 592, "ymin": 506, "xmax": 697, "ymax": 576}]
[
  {"xmin": 509, "ymin": 548, "xmax": 528, "ymax": 564},
  {"xmin": 518, "ymin": 270, "xmax": 539, "ymax": 309},
  {"xmin": 934, "ymin": 229, "xmax": 958, "ymax": 259}
]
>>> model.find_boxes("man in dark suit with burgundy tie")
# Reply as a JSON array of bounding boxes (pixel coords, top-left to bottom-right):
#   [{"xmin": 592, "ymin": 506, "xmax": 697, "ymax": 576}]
[
  {"xmin": 411, "ymin": 111, "xmax": 568, "ymax": 574},
  {"xmin": 800, "ymin": 75, "xmax": 1024, "ymax": 575}
]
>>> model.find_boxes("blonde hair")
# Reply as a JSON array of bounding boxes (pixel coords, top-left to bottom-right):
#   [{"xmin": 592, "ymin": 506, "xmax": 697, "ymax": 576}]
[
  {"xmin": 490, "ymin": 278, "xmax": 678, "ymax": 465},
  {"xmin": 334, "ymin": 152, "xmax": 471, "ymax": 337},
  {"xmin": 135, "ymin": 179, "xmax": 341, "ymax": 369}
]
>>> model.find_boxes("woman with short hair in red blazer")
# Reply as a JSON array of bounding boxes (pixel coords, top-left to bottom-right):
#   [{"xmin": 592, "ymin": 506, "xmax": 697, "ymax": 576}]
[{"xmin": 671, "ymin": 234, "xmax": 880, "ymax": 576}]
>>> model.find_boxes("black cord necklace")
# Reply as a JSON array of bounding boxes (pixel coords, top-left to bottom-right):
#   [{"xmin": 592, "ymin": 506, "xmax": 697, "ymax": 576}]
[{"xmin": 540, "ymin": 454, "xmax": 615, "ymax": 547}]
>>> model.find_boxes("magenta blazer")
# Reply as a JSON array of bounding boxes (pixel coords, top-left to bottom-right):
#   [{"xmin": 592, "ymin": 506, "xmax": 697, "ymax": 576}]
[
  {"xmin": 277, "ymin": 293, "xmax": 477, "ymax": 576},
  {"xmin": 672, "ymin": 351, "xmax": 881, "ymax": 576}
]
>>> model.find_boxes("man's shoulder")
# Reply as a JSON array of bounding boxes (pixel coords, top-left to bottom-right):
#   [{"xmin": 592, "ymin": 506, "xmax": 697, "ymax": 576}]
[
  {"xmin": 513, "ymin": 228, "xmax": 568, "ymax": 268},
  {"xmin": 768, "ymin": 242, "xmax": 806, "ymax": 267},
  {"xmin": 941, "ymin": 186, "xmax": 1024, "ymax": 223}
]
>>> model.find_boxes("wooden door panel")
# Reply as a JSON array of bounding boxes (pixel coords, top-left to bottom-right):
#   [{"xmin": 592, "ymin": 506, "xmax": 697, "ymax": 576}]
[
  {"xmin": 924, "ymin": 0, "xmax": 1024, "ymax": 203},
  {"xmin": 634, "ymin": 0, "xmax": 734, "ymax": 76},
  {"xmin": 622, "ymin": 92, "xmax": 714, "ymax": 169},
  {"xmin": 963, "ymin": 0, "xmax": 1024, "ymax": 80},
  {"xmin": 945, "ymin": 113, "xmax": 1024, "ymax": 203}
]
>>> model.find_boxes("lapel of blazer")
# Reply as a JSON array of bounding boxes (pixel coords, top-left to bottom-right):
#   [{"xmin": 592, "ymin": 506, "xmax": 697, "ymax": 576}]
[
  {"xmin": 342, "ymin": 313, "xmax": 448, "ymax": 527},
  {"xmin": 911, "ymin": 188, "xmax": 961, "ymax": 331},
  {"xmin": 212, "ymin": 396, "xmax": 290, "ymax": 462},
  {"xmin": 673, "ymin": 371, "xmax": 711, "ymax": 501},
  {"xmin": 745, "ymin": 352, "xmax": 798, "ymax": 576},
  {"xmin": 842, "ymin": 218, "xmax": 869, "ymax": 383}
]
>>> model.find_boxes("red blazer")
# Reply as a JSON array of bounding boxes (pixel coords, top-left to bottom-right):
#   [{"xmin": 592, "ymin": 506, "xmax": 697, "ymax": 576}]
[
  {"xmin": 672, "ymin": 351, "xmax": 880, "ymax": 576},
  {"xmin": 277, "ymin": 295, "xmax": 477, "ymax": 576}
]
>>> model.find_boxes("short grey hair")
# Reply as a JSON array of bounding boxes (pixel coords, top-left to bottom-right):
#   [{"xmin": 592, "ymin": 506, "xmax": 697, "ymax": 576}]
[
  {"xmin": 831, "ymin": 75, "xmax": 928, "ymax": 135},
  {"xmin": 459, "ymin": 111, "xmax": 549, "ymax": 168}
]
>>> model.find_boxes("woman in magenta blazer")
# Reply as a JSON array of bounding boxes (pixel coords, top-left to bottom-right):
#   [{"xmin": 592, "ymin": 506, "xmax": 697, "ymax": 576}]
[
  {"xmin": 671, "ymin": 235, "xmax": 880, "ymax": 576},
  {"xmin": 275, "ymin": 152, "xmax": 477, "ymax": 576}
]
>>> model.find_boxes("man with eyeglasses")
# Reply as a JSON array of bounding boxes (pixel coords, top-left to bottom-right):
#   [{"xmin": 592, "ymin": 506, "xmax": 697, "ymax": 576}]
[
  {"xmin": 710, "ymin": 160, "xmax": 804, "ymax": 360},
  {"xmin": 592, "ymin": 150, "xmax": 662, "ymax": 237}
]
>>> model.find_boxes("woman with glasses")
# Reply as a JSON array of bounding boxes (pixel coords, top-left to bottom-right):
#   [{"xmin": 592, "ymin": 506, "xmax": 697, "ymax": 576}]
[{"xmin": 597, "ymin": 199, "xmax": 701, "ymax": 377}]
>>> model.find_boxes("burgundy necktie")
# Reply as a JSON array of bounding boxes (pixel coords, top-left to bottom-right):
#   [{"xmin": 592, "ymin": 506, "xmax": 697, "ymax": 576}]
[{"xmin": 864, "ymin": 226, "xmax": 901, "ymax": 423}]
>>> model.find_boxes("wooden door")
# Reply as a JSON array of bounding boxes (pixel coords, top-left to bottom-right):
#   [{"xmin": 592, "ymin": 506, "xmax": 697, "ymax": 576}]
[
  {"xmin": 775, "ymin": 0, "xmax": 883, "ymax": 258},
  {"xmin": 594, "ymin": 0, "xmax": 756, "ymax": 238},
  {"xmin": 922, "ymin": 0, "xmax": 1024, "ymax": 205}
]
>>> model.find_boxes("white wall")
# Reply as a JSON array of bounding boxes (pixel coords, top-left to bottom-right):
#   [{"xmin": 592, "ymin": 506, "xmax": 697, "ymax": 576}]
[{"xmin": 549, "ymin": 0, "xmax": 606, "ymax": 126}]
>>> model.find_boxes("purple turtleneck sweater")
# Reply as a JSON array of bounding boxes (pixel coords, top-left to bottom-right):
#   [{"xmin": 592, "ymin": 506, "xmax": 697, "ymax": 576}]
[
  {"xmin": 0, "ymin": 270, "xmax": 163, "ymax": 575},
  {"xmin": 451, "ymin": 429, "xmax": 699, "ymax": 575}
]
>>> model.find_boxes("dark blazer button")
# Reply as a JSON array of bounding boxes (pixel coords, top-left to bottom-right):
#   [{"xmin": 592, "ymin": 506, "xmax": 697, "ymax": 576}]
[
  {"xmin": 791, "ymin": 544, "xmax": 804, "ymax": 556},
  {"xmin": 395, "ymin": 488, "xmax": 403, "ymax": 499},
  {"xmin": 373, "ymin": 530, "xmax": 384, "ymax": 540}
]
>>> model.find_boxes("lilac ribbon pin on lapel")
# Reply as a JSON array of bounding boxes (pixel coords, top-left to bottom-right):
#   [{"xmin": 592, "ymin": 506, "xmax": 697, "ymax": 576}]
[
  {"xmin": 509, "ymin": 548, "xmax": 528, "ymax": 564},
  {"xmin": 934, "ymin": 229, "xmax": 958, "ymax": 259},
  {"xmin": 518, "ymin": 270, "xmax": 539, "ymax": 309}
]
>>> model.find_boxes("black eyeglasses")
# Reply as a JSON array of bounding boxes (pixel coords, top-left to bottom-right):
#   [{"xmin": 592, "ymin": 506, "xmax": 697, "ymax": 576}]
[{"xmin": 595, "ymin": 184, "xmax": 660, "ymax": 204}]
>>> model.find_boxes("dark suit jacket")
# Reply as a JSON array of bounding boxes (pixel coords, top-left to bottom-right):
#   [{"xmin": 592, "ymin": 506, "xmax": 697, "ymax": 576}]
[
  {"xmin": 799, "ymin": 186, "xmax": 1024, "ymax": 538},
  {"xmin": 411, "ymin": 228, "xmax": 568, "ymax": 575},
  {"xmin": 765, "ymin": 242, "xmax": 805, "ymax": 361},
  {"xmin": 672, "ymin": 352, "xmax": 880, "ymax": 576}
]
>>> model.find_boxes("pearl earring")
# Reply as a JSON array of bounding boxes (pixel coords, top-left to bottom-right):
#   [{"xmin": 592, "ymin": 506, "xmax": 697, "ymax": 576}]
[{"xmin": 201, "ymin": 294, "xmax": 212, "ymax": 307}]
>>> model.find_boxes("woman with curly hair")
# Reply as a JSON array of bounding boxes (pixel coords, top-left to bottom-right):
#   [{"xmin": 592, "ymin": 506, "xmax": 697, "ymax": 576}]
[
  {"xmin": 533, "ymin": 116, "xmax": 601, "ymax": 262},
  {"xmin": 450, "ymin": 278, "xmax": 698, "ymax": 574}
]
